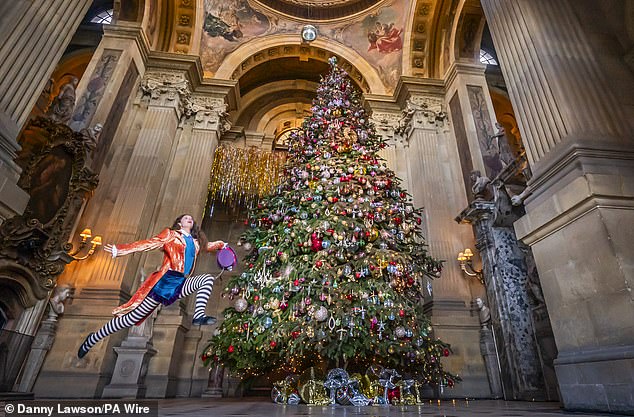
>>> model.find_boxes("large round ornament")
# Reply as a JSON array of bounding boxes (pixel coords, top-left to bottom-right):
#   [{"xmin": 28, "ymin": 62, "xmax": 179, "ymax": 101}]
[
  {"xmin": 234, "ymin": 298, "xmax": 248, "ymax": 312},
  {"xmin": 314, "ymin": 306, "xmax": 329, "ymax": 322}
]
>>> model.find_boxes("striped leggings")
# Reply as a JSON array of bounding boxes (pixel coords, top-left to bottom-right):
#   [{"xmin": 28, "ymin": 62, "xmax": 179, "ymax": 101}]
[{"xmin": 83, "ymin": 273, "xmax": 215, "ymax": 350}]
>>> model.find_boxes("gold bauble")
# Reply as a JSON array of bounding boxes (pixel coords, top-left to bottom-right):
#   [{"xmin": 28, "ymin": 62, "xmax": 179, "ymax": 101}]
[{"xmin": 298, "ymin": 367, "xmax": 330, "ymax": 405}]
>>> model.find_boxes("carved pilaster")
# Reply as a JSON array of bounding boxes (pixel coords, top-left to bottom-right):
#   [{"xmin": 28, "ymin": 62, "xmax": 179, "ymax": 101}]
[{"xmin": 140, "ymin": 71, "xmax": 192, "ymax": 119}]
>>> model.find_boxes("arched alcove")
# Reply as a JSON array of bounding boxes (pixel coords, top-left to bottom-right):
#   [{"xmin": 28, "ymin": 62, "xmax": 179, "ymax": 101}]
[{"xmin": 215, "ymin": 35, "xmax": 385, "ymax": 94}]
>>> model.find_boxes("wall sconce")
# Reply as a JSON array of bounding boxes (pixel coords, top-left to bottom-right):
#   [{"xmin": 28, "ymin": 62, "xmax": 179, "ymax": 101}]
[
  {"xmin": 457, "ymin": 248, "xmax": 484, "ymax": 285},
  {"xmin": 68, "ymin": 228, "xmax": 102, "ymax": 261}
]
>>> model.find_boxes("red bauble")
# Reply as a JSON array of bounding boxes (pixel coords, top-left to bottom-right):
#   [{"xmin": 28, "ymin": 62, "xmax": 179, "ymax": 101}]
[
  {"xmin": 315, "ymin": 260, "xmax": 323, "ymax": 268},
  {"xmin": 201, "ymin": 354, "xmax": 208, "ymax": 361},
  {"xmin": 228, "ymin": 345, "xmax": 234, "ymax": 353},
  {"xmin": 270, "ymin": 341, "xmax": 277, "ymax": 348},
  {"xmin": 399, "ymin": 309, "xmax": 405, "ymax": 317},
  {"xmin": 291, "ymin": 331, "xmax": 300, "ymax": 339},
  {"xmin": 387, "ymin": 387, "xmax": 400, "ymax": 402},
  {"xmin": 443, "ymin": 348, "xmax": 450, "ymax": 357},
  {"xmin": 254, "ymin": 295, "xmax": 260, "ymax": 301}
]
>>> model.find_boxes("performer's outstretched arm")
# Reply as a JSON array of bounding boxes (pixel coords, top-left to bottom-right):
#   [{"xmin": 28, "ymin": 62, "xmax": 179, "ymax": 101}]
[
  {"xmin": 104, "ymin": 228, "xmax": 172, "ymax": 257},
  {"xmin": 206, "ymin": 240, "xmax": 226, "ymax": 251}
]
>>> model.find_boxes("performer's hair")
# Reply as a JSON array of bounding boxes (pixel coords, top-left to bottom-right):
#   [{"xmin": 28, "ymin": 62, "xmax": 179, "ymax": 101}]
[{"xmin": 171, "ymin": 214, "xmax": 202, "ymax": 239}]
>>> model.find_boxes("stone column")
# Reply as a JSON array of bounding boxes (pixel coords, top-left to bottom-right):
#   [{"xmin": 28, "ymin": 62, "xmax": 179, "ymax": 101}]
[
  {"xmin": 368, "ymin": 79, "xmax": 490, "ymax": 398},
  {"xmin": 0, "ymin": 0, "xmax": 93, "ymax": 219},
  {"xmin": 482, "ymin": 1, "xmax": 634, "ymax": 413},
  {"xmin": 138, "ymin": 93, "xmax": 229, "ymax": 398}
]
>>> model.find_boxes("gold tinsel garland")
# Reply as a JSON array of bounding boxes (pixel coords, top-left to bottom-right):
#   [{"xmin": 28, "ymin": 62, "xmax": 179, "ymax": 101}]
[{"xmin": 206, "ymin": 145, "xmax": 286, "ymax": 217}]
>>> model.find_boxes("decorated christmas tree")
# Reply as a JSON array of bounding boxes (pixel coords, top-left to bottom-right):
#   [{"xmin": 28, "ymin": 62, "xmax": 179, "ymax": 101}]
[{"xmin": 202, "ymin": 57, "xmax": 457, "ymax": 394}]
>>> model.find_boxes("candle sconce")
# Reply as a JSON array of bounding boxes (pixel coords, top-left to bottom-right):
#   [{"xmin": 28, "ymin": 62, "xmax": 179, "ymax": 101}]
[
  {"xmin": 68, "ymin": 228, "xmax": 102, "ymax": 261},
  {"xmin": 457, "ymin": 248, "xmax": 484, "ymax": 285}
]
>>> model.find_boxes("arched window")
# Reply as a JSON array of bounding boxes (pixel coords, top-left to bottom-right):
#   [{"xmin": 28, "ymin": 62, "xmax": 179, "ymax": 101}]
[
  {"xmin": 90, "ymin": 9, "xmax": 114, "ymax": 24},
  {"xmin": 480, "ymin": 49, "xmax": 498, "ymax": 66}
]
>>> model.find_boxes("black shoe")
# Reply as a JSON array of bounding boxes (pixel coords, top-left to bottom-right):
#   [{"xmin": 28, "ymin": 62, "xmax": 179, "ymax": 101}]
[
  {"xmin": 78, "ymin": 333, "xmax": 94, "ymax": 359},
  {"xmin": 192, "ymin": 316, "xmax": 217, "ymax": 326}
]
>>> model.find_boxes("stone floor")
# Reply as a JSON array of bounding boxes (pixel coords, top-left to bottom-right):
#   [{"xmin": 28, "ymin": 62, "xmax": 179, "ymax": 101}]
[{"xmin": 159, "ymin": 398, "xmax": 622, "ymax": 417}]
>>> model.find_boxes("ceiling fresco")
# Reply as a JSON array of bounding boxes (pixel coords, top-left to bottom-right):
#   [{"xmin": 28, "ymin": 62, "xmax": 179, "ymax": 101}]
[{"xmin": 200, "ymin": 0, "xmax": 406, "ymax": 93}]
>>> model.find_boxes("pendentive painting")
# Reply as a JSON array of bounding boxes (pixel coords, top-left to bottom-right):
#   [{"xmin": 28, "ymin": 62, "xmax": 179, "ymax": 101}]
[
  {"xmin": 200, "ymin": 0, "xmax": 270, "ymax": 74},
  {"xmin": 338, "ymin": 0, "xmax": 406, "ymax": 91}
]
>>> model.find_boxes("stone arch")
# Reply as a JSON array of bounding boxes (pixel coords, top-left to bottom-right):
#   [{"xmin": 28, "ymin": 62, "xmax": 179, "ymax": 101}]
[
  {"xmin": 0, "ymin": 262, "xmax": 44, "ymax": 327},
  {"xmin": 451, "ymin": 0, "xmax": 486, "ymax": 66},
  {"xmin": 235, "ymin": 80, "xmax": 317, "ymax": 128},
  {"xmin": 425, "ymin": 0, "xmax": 485, "ymax": 78},
  {"xmin": 255, "ymin": 102, "xmax": 312, "ymax": 136},
  {"xmin": 215, "ymin": 35, "xmax": 387, "ymax": 95},
  {"xmin": 406, "ymin": 0, "xmax": 440, "ymax": 77}
]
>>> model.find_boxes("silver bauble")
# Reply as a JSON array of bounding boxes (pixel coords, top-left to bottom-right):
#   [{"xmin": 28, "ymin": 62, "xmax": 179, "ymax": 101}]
[{"xmin": 234, "ymin": 298, "xmax": 248, "ymax": 312}]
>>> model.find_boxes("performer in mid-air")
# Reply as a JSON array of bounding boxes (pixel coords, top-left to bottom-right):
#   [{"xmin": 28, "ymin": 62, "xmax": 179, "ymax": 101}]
[{"xmin": 78, "ymin": 214, "xmax": 226, "ymax": 358}]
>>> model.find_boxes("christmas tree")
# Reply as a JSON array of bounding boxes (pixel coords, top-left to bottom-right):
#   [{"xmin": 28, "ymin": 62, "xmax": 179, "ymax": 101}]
[{"xmin": 202, "ymin": 57, "xmax": 457, "ymax": 390}]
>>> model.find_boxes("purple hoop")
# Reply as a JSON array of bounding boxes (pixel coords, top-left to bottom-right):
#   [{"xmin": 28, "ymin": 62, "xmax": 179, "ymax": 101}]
[{"xmin": 217, "ymin": 246, "xmax": 237, "ymax": 270}]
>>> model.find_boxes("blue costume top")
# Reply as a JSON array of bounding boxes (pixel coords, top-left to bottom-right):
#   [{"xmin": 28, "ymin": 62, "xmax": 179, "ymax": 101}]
[
  {"xmin": 148, "ymin": 231, "xmax": 196, "ymax": 306},
  {"xmin": 183, "ymin": 234, "xmax": 195, "ymax": 275}
]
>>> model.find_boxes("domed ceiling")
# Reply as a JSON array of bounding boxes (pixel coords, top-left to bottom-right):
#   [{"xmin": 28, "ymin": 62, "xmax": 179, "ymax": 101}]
[
  {"xmin": 253, "ymin": 0, "xmax": 384, "ymax": 20},
  {"xmin": 201, "ymin": 0, "xmax": 406, "ymax": 93}
]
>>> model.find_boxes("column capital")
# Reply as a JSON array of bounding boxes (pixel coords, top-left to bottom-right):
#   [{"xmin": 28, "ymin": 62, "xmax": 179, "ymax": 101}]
[
  {"xmin": 141, "ymin": 70, "xmax": 192, "ymax": 117},
  {"xmin": 187, "ymin": 95, "xmax": 230, "ymax": 133},
  {"xmin": 369, "ymin": 110, "xmax": 401, "ymax": 144},
  {"xmin": 395, "ymin": 97, "xmax": 449, "ymax": 138}
]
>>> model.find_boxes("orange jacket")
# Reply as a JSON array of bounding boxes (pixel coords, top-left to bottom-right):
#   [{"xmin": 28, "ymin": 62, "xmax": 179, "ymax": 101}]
[{"xmin": 111, "ymin": 228, "xmax": 223, "ymax": 316}]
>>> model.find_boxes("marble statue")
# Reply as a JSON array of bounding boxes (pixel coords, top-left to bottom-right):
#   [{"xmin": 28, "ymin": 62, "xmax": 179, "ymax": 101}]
[
  {"xmin": 79, "ymin": 123, "xmax": 103, "ymax": 153},
  {"xmin": 47, "ymin": 77, "xmax": 79, "ymax": 124},
  {"xmin": 48, "ymin": 284, "xmax": 72, "ymax": 320},
  {"xmin": 470, "ymin": 170, "xmax": 492, "ymax": 200},
  {"xmin": 475, "ymin": 297, "xmax": 491, "ymax": 328}
]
